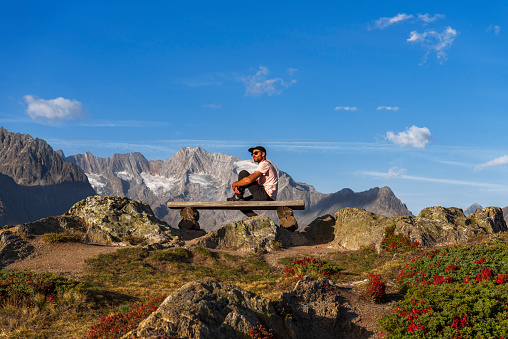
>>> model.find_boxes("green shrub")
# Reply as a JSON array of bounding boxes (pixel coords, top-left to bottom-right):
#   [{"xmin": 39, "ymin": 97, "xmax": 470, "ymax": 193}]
[
  {"xmin": 397, "ymin": 243, "xmax": 508, "ymax": 291},
  {"xmin": 193, "ymin": 246, "xmax": 213, "ymax": 258},
  {"xmin": 379, "ymin": 243, "xmax": 508, "ymax": 338},
  {"xmin": 149, "ymin": 247, "xmax": 190, "ymax": 262},
  {"xmin": 0, "ymin": 269, "xmax": 83, "ymax": 307},
  {"xmin": 284, "ymin": 257, "xmax": 343, "ymax": 280}
]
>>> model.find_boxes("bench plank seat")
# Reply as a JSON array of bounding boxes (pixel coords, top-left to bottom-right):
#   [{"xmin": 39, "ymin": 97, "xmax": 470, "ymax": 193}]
[{"xmin": 166, "ymin": 200, "xmax": 305, "ymax": 211}]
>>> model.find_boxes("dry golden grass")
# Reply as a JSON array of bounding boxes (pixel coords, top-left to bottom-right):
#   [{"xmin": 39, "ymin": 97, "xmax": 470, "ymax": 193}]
[{"xmin": 0, "ymin": 242, "xmax": 423, "ymax": 338}]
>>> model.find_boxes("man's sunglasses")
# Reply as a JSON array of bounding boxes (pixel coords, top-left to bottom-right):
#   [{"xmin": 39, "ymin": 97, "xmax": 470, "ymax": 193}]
[{"xmin": 251, "ymin": 151, "xmax": 261, "ymax": 156}]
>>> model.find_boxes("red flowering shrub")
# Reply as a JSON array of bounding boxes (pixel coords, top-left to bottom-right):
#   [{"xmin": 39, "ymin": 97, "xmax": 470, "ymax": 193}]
[
  {"xmin": 497, "ymin": 273, "xmax": 508, "ymax": 284},
  {"xmin": 379, "ymin": 243, "xmax": 508, "ymax": 338},
  {"xmin": 367, "ymin": 273, "xmax": 386, "ymax": 302},
  {"xmin": 86, "ymin": 296, "xmax": 165, "ymax": 339},
  {"xmin": 380, "ymin": 225, "xmax": 420, "ymax": 252},
  {"xmin": 248, "ymin": 323, "xmax": 279, "ymax": 339},
  {"xmin": 0, "ymin": 269, "xmax": 82, "ymax": 307},
  {"xmin": 476, "ymin": 267, "xmax": 494, "ymax": 282}
]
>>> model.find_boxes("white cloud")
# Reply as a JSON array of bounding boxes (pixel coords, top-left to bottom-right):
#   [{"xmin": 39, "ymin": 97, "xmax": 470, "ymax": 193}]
[
  {"xmin": 372, "ymin": 13, "xmax": 444, "ymax": 29},
  {"xmin": 407, "ymin": 26, "xmax": 457, "ymax": 64},
  {"xmin": 241, "ymin": 66, "xmax": 296, "ymax": 96},
  {"xmin": 387, "ymin": 167, "xmax": 407, "ymax": 178},
  {"xmin": 386, "ymin": 125, "xmax": 432, "ymax": 148},
  {"xmin": 377, "ymin": 106, "xmax": 399, "ymax": 111},
  {"xmin": 475, "ymin": 155, "xmax": 508, "ymax": 171},
  {"xmin": 487, "ymin": 24, "xmax": 501, "ymax": 35},
  {"xmin": 78, "ymin": 120, "xmax": 169, "ymax": 127},
  {"xmin": 24, "ymin": 95, "xmax": 84, "ymax": 121},
  {"xmin": 359, "ymin": 170, "xmax": 508, "ymax": 191},
  {"xmin": 287, "ymin": 68, "xmax": 298, "ymax": 76},
  {"xmin": 372, "ymin": 13, "xmax": 414, "ymax": 29},
  {"xmin": 335, "ymin": 106, "xmax": 357, "ymax": 112},
  {"xmin": 417, "ymin": 13, "xmax": 445, "ymax": 23},
  {"xmin": 202, "ymin": 103, "xmax": 222, "ymax": 109}
]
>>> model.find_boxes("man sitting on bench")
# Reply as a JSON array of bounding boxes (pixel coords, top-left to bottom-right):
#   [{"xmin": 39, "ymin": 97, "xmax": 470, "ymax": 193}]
[{"xmin": 228, "ymin": 146, "xmax": 278, "ymax": 217}]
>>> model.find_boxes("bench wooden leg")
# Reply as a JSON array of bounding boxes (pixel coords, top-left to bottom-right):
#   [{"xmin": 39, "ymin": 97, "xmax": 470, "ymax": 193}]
[
  {"xmin": 178, "ymin": 207, "xmax": 201, "ymax": 230},
  {"xmin": 277, "ymin": 206, "xmax": 298, "ymax": 232}
]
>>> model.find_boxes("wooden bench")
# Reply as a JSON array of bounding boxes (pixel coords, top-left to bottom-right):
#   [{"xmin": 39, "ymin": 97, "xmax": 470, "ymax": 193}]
[{"xmin": 166, "ymin": 200, "xmax": 305, "ymax": 232}]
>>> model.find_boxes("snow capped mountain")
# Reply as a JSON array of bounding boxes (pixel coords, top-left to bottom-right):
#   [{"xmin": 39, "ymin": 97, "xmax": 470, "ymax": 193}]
[{"xmin": 67, "ymin": 147, "xmax": 412, "ymax": 231}]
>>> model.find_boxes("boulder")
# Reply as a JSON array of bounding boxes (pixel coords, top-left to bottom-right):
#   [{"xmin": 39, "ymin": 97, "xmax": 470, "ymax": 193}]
[
  {"xmin": 330, "ymin": 208, "xmax": 410, "ymax": 251},
  {"xmin": 188, "ymin": 216, "xmax": 308, "ymax": 253},
  {"xmin": 280, "ymin": 276, "xmax": 342, "ymax": 338},
  {"xmin": 473, "ymin": 206, "xmax": 507, "ymax": 233},
  {"xmin": 69, "ymin": 196, "xmax": 178, "ymax": 244},
  {"xmin": 122, "ymin": 280, "xmax": 285, "ymax": 339},
  {"xmin": 299, "ymin": 214, "xmax": 336, "ymax": 245},
  {"xmin": 15, "ymin": 195, "xmax": 206, "ymax": 245},
  {"xmin": 17, "ymin": 215, "xmax": 85, "ymax": 236}
]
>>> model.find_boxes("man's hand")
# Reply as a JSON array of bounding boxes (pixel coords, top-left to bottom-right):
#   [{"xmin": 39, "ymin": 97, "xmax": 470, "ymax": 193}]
[
  {"xmin": 232, "ymin": 171, "xmax": 262, "ymax": 193},
  {"xmin": 232, "ymin": 182, "xmax": 241, "ymax": 194}
]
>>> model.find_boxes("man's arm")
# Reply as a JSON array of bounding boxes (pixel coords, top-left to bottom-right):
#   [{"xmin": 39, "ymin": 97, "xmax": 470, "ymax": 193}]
[{"xmin": 232, "ymin": 171, "xmax": 262, "ymax": 194}]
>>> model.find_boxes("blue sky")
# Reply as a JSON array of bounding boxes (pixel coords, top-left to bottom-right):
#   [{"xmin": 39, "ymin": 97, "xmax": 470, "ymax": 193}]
[{"xmin": 1, "ymin": 0, "xmax": 507, "ymax": 214}]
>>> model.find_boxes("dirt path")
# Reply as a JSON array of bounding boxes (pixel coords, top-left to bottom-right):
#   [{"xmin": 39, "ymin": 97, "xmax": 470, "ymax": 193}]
[{"xmin": 3, "ymin": 236, "xmax": 119, "ymax": 278}]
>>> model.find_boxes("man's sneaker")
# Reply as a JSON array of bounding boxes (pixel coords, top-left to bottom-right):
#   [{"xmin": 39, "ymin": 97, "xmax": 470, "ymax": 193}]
[{"xmin": 227, "ymin": 194, "xmax": 244, "ymax": 201}]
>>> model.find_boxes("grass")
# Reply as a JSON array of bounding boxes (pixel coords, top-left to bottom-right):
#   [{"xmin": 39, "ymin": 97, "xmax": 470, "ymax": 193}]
[
  {"xmin": 0, "ymin": 235, "xmax": 475, "ymax": 338},
  {"xmin": 42, "ymin": 232, "xmax": 82, "ymax": 243}
]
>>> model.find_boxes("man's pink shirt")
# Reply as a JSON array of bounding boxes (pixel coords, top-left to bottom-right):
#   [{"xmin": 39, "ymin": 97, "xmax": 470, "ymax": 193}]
[{"xmin": 256, "ymin": 160, "xmax": 278, "ymax": 200}]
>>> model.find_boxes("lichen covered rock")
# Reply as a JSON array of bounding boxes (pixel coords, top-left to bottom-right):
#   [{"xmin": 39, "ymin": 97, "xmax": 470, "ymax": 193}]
[
  {"xmin": 68, "ymin": 196, "xmax": 178, "ymax": 244},
  {"xmin": 330, "ymin": 208, "xmax": 410, "ymax": 251},
  {"xmin": 473, "ymin": 206, "xmax": 506, "ymax": 233},
  {"xmin": 189, "ymin": 216, "xmax": 307, "ymax": 252},
  {"xmin": 280, "ymin": 276, "xmax": 345, "ymax": 339},
  {"xmin": 330, "ymin": 206, "xmax": 507, "ymax": 250},
  {"xmin": 122, "ymin": 280, "xmax": 285, "ymax": 339},
  {"xmin": 17, "ymin": 215, "xmax": 85, "ymax": 236},
  {"xmin": 15, "ymin": 196, "xmax": 206, "ymax": 245}
]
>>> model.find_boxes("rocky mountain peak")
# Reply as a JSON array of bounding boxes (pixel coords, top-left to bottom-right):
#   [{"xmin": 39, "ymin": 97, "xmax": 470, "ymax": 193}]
[
  {"xmin": 0, "ymin": 127, "xmax": 96, "ymax": 226},
  {"xmin": 0, "ymin": 127, "xmax": 88, "ymax": 186},
  {"xmin": 464, "ymin": 203, "xmax": 483, "ymax": 216}
]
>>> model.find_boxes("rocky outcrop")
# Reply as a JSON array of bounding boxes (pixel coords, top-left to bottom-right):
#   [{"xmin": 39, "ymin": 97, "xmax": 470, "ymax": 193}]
[
  {"xmin": 473, "ymin": 206, "xmax": 506, "ymax": 233},
  {"xmin": 16, "ymin": 196, "xmax": 205, "ymax": 245},
  {"xmin": 68, "ymin": 196, "xmax": 179, "ymax": 244},
  {"xmin": 280, "ymin": 276, "xmax": 342, "ymax": 338},
  {"xmin": 299, "ymin": 214, "xmax": 336, "ymax": 245},
  {"xmin": 0, "ymin": 127, "xmax": 89, "ymax": 186},
  {"xmin": 0, "ymin": 127, "xmax": 95, "ymax": 226},
  {"xmin": 0, "ymin": 231, "xmax": 33, "ymax": 269},
  {"xmin": 189, "ymin": 216, "xmax": 307, "ymax": 252},
  {"xmin": 330, "ymin": 206, "xmax": 507, "ymax": 251},
  {"xmin": 122, "ymin": 280, "xmax": 285, "ymax": 339},
  {"xmin": 67, "ymin": 147, "xmax": 412, "ymax": 231},
  {"xmin": 124, "ymin": 276, "xmax": 368, "ymax": 339},
  {"xmin": 331, "ymin": 208, "xmax": 406, "ymax": 251}
]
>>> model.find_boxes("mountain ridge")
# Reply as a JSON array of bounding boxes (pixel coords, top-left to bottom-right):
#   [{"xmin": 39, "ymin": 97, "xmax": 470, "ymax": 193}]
[
  {"xmin": 66, "ymin": 147, "xmax": 413, "ymax": 231},
  {"xmin": 0, "ymin": 127, "xmax": 96, "ymax": 226}
]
